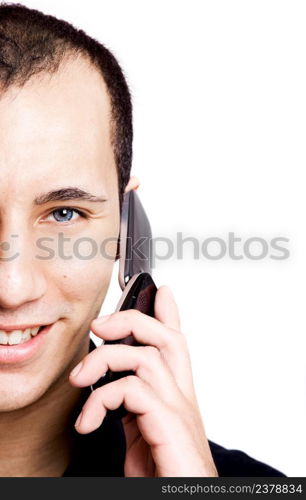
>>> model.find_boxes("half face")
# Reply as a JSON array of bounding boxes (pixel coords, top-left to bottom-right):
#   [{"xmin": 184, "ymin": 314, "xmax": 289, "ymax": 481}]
[{"xmin": 0, "ymin": 56, "xmax": 120, "ymax": 411}]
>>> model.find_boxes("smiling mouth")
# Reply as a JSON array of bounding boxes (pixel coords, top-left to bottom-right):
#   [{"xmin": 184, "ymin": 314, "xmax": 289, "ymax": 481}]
[{"xmin": 0, "ymin": 325, "xmax": 49, "ymax": 346}]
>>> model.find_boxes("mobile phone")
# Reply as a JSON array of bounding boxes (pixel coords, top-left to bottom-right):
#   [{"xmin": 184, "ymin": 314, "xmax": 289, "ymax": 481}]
[{"xmin": 90, "ymin": 190, "xmax": 157, "ymax": 419}]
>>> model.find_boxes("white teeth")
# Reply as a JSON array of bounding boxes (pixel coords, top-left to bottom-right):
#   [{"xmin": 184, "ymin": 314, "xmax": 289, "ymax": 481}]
[
  {"xmin": 21, "ymin": 328, "xmax": 32, "ymax": 341},
  {"xmin": 0, "ymin": 326, "xmax": 43, "ymax": 345},
  {"xmin": 0, "ymin": 332, "xmax": 8, "ymax": 345},
  {"xmin": 8, "ymin": 330, "xmax": 22, "ymax": 345},
  {"xmin": 30, "ymin": 327, "xmax": 40, "ymax": 336}
]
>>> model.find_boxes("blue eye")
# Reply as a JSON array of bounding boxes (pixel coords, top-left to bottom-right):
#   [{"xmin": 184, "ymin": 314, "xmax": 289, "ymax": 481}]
[{"xmin": 50, "ymin": 208, "xmax": 84, "ymax": 223}]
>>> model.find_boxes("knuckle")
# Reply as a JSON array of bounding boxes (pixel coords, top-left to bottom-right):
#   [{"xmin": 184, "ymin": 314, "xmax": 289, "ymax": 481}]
[
  {"xmin": 168, "ymin": 330, "xmax": 187, "ymax": 350},
  {"xmin": 123, "ymin": 374, "xmax": 137, "ymax": 386},
  {"xmin": 127, "ymin": 309, "xmax": 142, "ymax": 321},
  {"xmin": 177, "ymin": 330, "xmax": 188, "ymax": 347},
  {"xmin": 123, "ymin": 374, "xmax": 144, "ymax": 390},
  {"xmin": 142, "ymin": 345, "xmax": 160, "ymax": 361},
  {"xmin": 90, "ymin": 385, "xmax": 105, "ymax": 402}
]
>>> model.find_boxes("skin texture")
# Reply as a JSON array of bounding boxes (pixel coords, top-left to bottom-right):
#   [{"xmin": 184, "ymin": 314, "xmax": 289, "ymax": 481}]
[{"xmin": 0, "ymin": 55, "xmax": 217, "ymax": 477}]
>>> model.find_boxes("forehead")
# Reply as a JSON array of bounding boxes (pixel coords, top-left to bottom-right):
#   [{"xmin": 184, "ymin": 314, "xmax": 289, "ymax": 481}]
[{"xmin": 0, "ymin": 56, "xmax": 114, "ymax": 185}]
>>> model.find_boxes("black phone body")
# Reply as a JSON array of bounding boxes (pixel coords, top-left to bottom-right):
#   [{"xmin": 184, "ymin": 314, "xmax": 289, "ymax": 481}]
[
  {"xmin": 90, "ymin": 191, "xmax": 157, "ymax": 419},
  {"xmin": 91, "ymin": 272, "xmax": 157, "ymax": 388}
]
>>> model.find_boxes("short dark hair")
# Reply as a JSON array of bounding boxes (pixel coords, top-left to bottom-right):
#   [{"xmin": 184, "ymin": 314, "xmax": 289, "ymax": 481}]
[{"xmin": 0, "ymin": 3, "xmax": 133, "ymax": 209}]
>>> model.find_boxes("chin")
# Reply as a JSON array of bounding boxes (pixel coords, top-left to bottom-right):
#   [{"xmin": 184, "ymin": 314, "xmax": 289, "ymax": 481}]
[
  {"xmin": 0, "ymin": 385, "xmax": 43, "ymax": 412},
  {"xmin": 0, "ymin": 368, "xmax": 61, "ymax": 413}
]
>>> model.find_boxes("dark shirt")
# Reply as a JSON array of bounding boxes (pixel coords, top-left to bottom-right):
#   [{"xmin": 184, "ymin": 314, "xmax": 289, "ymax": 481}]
[{"xmin": 62, "ymin": 341, "xmax": 286, "ymax": 477}]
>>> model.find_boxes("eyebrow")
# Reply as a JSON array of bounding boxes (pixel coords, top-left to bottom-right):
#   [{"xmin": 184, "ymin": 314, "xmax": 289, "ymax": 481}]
[{"xmin": 34, "ymin": 187, "xmax": 108, "ymax": 205}]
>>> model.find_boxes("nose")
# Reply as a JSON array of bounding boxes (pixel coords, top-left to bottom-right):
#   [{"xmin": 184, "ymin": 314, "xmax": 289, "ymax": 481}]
[{"xmin": 0, "ymin": 235, "xmax": 47, "ymax": 309}]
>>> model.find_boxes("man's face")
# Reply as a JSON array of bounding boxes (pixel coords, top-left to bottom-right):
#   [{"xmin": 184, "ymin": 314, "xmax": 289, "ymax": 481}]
[{"xmin": 0, "ymin": 57, "xmax": 120, "ymax": 411}]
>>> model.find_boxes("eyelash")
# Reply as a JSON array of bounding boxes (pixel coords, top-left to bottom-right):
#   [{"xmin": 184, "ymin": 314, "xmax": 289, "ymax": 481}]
[{"xmin": 44, "ymin": 207, "xmax": 89, "ymax": 224}]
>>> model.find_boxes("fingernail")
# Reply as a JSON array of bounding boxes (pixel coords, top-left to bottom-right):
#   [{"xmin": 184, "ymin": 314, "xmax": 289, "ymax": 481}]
[
  {"xmin": 75, "ymin": 411, "xmax": 83, "ymax": 428},
  {"xmin": 70, "ymin": 361, "xmax": 83, "ymax": 377}
]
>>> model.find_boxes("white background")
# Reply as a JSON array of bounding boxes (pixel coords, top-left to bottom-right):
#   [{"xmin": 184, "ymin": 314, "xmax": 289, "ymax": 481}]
[{"xmin": 18, "ymin": 0, "xmax": 306, "ymax": 476}]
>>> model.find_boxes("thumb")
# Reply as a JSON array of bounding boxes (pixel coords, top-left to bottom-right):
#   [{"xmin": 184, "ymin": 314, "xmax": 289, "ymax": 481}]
[{"xmin": 154, "ymin": 285, "xmax": 181, "ymax": 331}]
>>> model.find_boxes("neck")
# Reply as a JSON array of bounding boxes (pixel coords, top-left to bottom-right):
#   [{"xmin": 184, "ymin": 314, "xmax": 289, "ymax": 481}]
[{"xmin": 0, "ymin": 357, "xmax": 86, "ymax": 477}]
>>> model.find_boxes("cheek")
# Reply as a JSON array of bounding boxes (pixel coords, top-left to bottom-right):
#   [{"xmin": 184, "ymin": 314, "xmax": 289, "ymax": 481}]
[
  {"xmin": 39, "ymin": 215, "xmax": 119, "ymax": 339},
  {"xmin": 40, "ymin": 222, "xmax": 118, "ymax": 301},
  {"xmin": 53, "ymin": 255, "xmax": 114, "ymax": 305},
  {"xmin": 14, "ymin": 256, "xmax": 114, "ymax": 403}
]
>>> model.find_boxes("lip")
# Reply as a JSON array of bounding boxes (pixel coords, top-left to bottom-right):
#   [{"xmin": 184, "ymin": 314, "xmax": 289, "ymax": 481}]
[
  {"xmin": 0, "ymin": 323, "xmax": 54, "ymax": 365},
  {"xmin": 0, "ymin": 324, "xmax": 44, "ymax": 332}
]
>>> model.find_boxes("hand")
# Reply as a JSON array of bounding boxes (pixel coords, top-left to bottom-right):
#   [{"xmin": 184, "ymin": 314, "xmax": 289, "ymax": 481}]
[{"xmin": 69, "ymin": 286, "xmax": 218, "ymax": 477}]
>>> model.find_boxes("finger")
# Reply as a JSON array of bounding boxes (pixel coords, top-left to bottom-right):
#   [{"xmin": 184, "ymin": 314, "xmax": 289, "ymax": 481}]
[
  {"xmin": 69, "ymin": 343, "xmax": 179, "ymax": 399},
  {"xmin": 154, "ymin": 285, "xmax": 181, "ymax": 331},
  {"xmin": 91, "ymin": 310, "xmax": 194, "ymax": 398},
  {"xmin": 91, "ymin": 308, "xmax": 184, "ymax": 353},
  {"xmin": 75, "ymin": 376, "xmax": 215, "ymax": 477},
  {"xmin": 75, "ymin": 375, "xmax": 168, "ymax": 438}
]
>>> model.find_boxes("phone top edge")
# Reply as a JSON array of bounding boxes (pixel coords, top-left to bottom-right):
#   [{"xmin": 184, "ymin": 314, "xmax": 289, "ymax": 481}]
[
  {"xmin": 119, "ymin": 190, "xmax": 154, "ymax": 289},
  {"xmin": 118, "ymin": 191, "xmax": 130, "ymax": 290}
]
